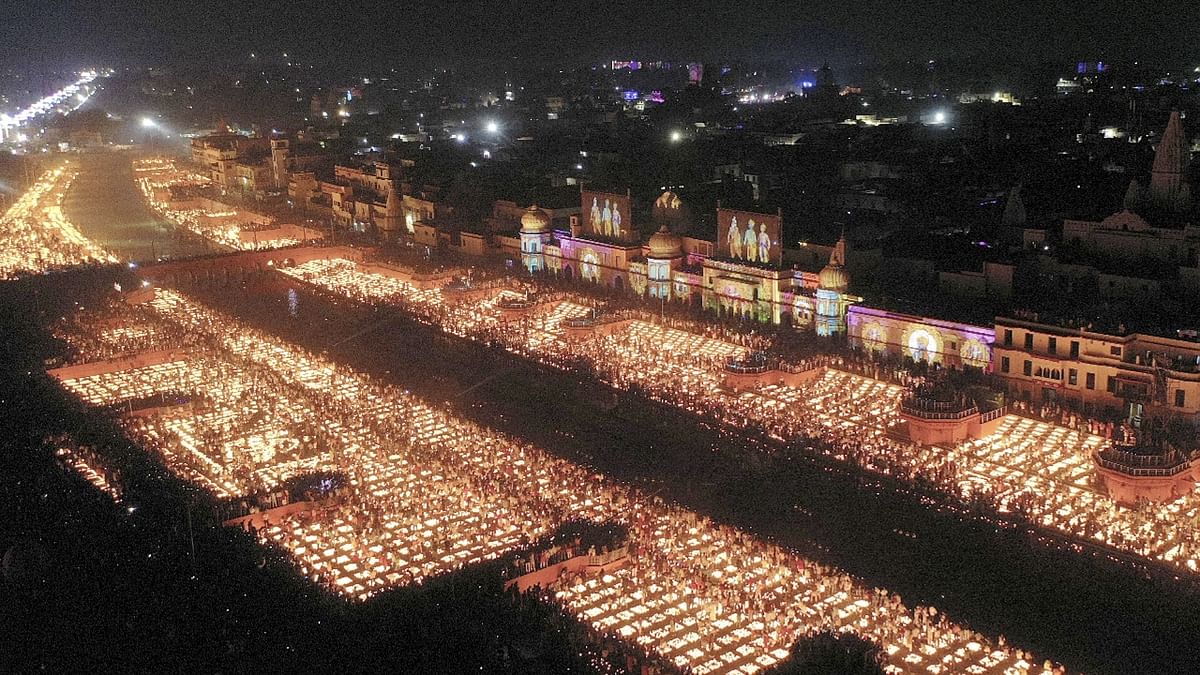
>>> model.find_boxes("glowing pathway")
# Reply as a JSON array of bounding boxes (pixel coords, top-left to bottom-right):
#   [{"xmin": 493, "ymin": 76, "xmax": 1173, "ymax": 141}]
[
  {"xmin": 276, "ymin": 256, "xmax": 1200, "ymax": 576},
  {"xmin": 52, "ymin": 288, "xmax": 1053, "ymax": 672},
  {"xmin": 0, "ymin": 166, "xmax": 116, "ymax": 278}
]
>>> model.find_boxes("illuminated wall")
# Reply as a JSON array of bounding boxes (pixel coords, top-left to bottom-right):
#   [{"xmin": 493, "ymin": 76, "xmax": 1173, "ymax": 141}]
[
  {"xmin": 549, "ymin": 234, "xmax": 639, "ymax": 290},
  {"xmin": 847, "ymin": 306, "xmax": 994, "ymax": 370},
  {"xmin": 700, "ymin": 259, "xmax": 792, "ymax": 323}
]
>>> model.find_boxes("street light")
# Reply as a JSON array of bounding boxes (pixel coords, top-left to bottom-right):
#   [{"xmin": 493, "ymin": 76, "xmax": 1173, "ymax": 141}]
[
  {"xmin": 141, "ymin": 117, "xmax": 157, "ymax": 129},
  {"xmin": 670, "ymin": 130, "xmax": 682, "ymax": 143},
  {"xmin": 485, "ymin": 120, "xmax": 499, "ymax": 134}
]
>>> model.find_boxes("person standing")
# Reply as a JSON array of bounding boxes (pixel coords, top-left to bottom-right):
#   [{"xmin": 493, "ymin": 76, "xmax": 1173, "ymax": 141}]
[
  {"xmin": 743, "ymin": 219, "xmax": 759, "ymax": 262},
  {"xmin": 727, "ymin": 217, "xmax": 742, "ymax": 259}
]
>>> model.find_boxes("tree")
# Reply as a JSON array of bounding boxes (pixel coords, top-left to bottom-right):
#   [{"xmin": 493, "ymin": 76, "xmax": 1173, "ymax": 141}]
[{"xmin": 768, "ymin": 629, "xmax": 886, "ymax": 675}]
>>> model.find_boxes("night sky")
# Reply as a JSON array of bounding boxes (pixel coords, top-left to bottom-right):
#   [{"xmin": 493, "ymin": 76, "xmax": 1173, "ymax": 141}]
[{"xmin": 2, "ymin": 0, "xmax": 1199, "ymax": 70}]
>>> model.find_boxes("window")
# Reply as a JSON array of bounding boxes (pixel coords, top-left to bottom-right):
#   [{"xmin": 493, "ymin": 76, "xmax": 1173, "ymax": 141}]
[
  {"xmin": 1110, "ymin": 346, "xmax": 1121, "ymax": 357},
  {"xmin": 1024, "ymin": 333, "xmax": 1034, "ymax": 349},
  {"xmin": 1023, "ymin": 360, "xmax": 1032, "ymax": 376},
  {"xmin": 1003, "ymin": 329, "xmax": 1013, "ymax": 346},
  {"xmin": 1086, "ymin": 372, "xmax": 1096, "ymax": 390},
  {"xmin": 1106, "ymin": 376, "xmax": 1116, "ymax": 393},
  {"xmin": 1069, "ymin": 368, "xmax": 1078, "ymax": 386},
  {"xmin": 1176, "ymin": 390, "xmax": 1186, "ymax": 408},
  {"xmin": 1070, "ymin": 341, "xmax": 1080, "ymax": 358},
  {"xmin": 1001, "ymin": 356, "xmax": 1010, "ymax": 373},
  {"xmin": 1048, "ymin": 337, "xmax": 1057, "ymax": 354}
]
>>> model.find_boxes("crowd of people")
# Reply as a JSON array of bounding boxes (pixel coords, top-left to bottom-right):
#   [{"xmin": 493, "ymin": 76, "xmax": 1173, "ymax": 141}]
[
  {"xmin": 49, "ymin": 284, "xmax": 1055, "ymax": 672},
  {"xmin": 275, "ymin": 256, "xmax": 1200, "ymax": 577},
  {"xmin": 0, "ymin": 166, "xmax": 116, "ymax": 280}
]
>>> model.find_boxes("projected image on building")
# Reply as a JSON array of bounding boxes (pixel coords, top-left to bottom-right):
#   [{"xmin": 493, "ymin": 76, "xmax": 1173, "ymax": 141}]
[
  {"xmin": 582, "ymin": 190, "xmax": 632, "ymax": 241},
  {"xmin": 716, "ymin": 208, "xmax": 782, "ymax": 266}
]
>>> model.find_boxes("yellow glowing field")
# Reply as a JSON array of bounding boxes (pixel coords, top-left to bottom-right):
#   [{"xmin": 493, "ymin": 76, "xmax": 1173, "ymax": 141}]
[
  {"xmin": 277, "ymin": 256, "xmax": 1200, "ymax": 577},
  {"xmin": 51, "ymin": 287, "xmax": 1050, "ymax": 672},
  {"xmin": 0, "ymin": 166, "xmax": 116, "ymax": 278}
]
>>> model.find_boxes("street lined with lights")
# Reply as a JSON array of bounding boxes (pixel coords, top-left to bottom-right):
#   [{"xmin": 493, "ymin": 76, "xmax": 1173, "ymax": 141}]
[
  {"xmin": 0, "ymin": 70, "xmax": 102, "ymax": 143},
  {"xmin": 134, "ymin": 158, "xmax": 308, "ymax": 250},
  {"xmin": 0, "ymin": 165, "xmax": 117, "ymax": 278}
]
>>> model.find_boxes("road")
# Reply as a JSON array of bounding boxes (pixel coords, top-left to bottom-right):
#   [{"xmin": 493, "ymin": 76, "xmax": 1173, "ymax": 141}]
[{"xmin": 62, "ymin": 151, "xmax": 209, "ymax": 262}]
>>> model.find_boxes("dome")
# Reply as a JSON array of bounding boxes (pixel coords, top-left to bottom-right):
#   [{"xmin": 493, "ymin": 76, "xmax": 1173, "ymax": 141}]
[
  {"xmin": 818, "ymin": 234, "xmax": 850, "ymax": 292},
  {"xmin": 520, "ymin": 205, "xmax": 550, "ymax": 234},
  {"xmin": 818, "ymin": 264, "xmax": 849, "ymax": 292},
  {"xmin": 647, "ymin": 224, "xmax": 683, "ymax": 259}
]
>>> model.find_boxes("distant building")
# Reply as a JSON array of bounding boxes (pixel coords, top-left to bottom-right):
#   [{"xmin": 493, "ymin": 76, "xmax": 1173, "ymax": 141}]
[
  {"xmin": 191, "ymin": 126, "xmax": 326, "ymax": 195},
  {"xmin": 190, "ymin": 125, "xmax": 269, "ymax": 190},
  {"xmin": 1062, "ymin": 112, "xmax": 1197, "ymax": 266},
  {"xmin": 517, "ymin": 190, "xmax": 858, "ymax": 332},
  {"xmin": 320, "ymin": 161, "xmax": 405, "ymax": 236}
]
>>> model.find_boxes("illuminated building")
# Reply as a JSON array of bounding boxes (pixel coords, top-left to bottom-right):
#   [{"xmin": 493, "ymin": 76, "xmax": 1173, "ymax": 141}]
[
  {"xmin": 814, "ymin": 235, "xmax": 852, "ymax": 335},
  {"xmin": 268, "ymin": 138, "xmax": 328, "ymax": 190},
  {"xmin": 848, "ymin": 306, "xmax": 996, "ymax": 371},
  {"xmin": 993, "ymin": 317, "xmax": 1200, "ymax": 420},
  {"xmin": 519, "ymin": 205, "xmax": 552, "ymax": 273},
  {"xmin": 191, "ymin": 126, "xmax": 325, "ymax": 195},
  {"xmin": 514, "ymin": 190, "xmax": 859, "ymax": 332},
  {"xmin": 642, "ymin": 224, "xmax": 684, "ymax": 299},
  {"xmin": 320, "ymin": 161, "xmax": 407, "ymax": 236},
  {"xmin": 190, "ymin": 123, "xmax": 269, "ymax": 189}
]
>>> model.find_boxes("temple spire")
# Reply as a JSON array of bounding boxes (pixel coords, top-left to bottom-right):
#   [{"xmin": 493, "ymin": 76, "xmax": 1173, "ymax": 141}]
[
  {"xmin": 1002, "ymin": 185, "xmax": 1027, "ymax": 227},
  {"xmin": 1123, "ymin": 179, "xmax": 1144, "ymax": 210},
  {"xmin": 1150, "ymin": 111, "xmax": 1190, "ymax": 211},
  {"xmin": 385, "ymin": 186, "xmax": 401, "ymax": 216},
  {"xmin": 829, "ymin": 232, "xmax": 846, "ymax": 267}
]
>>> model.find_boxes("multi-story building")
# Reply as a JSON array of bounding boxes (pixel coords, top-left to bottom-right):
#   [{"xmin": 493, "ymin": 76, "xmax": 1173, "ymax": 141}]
[
  {"xmin": 192, "ymin": 128, "xmax": 327, "ymax": 195},
  {"xmin": 190, "ymin": 129, "xmax": 268, "ymax": 189},
  {"xmin": 993, "ymin": 317, "xmax": 1200, "ymax": 421},
  {"xmin": 320, "ymin": 161, "xmax": 406, "ymax": 235},
  {"xmin": 515, "ymin": 190, "xmax": 858, "ymax": 332}
]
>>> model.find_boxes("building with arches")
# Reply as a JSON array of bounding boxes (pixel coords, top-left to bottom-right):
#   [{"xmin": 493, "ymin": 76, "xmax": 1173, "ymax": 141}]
[{"xmin": 517, "ymin": 190, "xmax": 859, "ymax": 333}]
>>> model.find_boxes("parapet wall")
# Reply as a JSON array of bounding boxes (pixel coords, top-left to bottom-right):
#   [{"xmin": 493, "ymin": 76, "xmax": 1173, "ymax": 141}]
[
  {"xmin": 356, "ymin": 261, "xmax": 459, "ymax": 290},
  {"xmin": 902, "ymin": 407, "xmax": 1008, "ymax": 446},
  {"xmin": 722, "ymin": 365, "xmax": 827, "ymax": 392},
  {"xmin": 560, "ymin": 318, "xmax": 638, "ymax": 340},
  {"xmin": 504, "ymin": 549, "xmax": 629, "ymax": 593},
  {"xmin": 139, "ymin": 246, "xmax": 368, "ymax": 281},
  {"xmin": 48, "ymin": 348, "xmax": 198, "ymax": 381}
]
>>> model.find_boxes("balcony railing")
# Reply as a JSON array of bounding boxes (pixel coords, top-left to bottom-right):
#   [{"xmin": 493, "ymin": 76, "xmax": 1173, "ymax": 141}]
[
  {"xmin": 725, "ymin": 353, "xmax": 772, "ymax": 375},
  {"xmin": 1094, "ymin": 449, "xmax": 1192, "ymax": 477},
  {"xmin": 978, "ymin": 406, "xmax": 1007, "ymax": 424},
  {"xmin": 496, "ymin": 295, "xmax": 538, "ymax": 310},
  {"xmin": 900, "ymin": 398, "xmax": 978, "ymax": 421},
  {"xmin": 562, "ymin": 313, "xmax": 626, "ymax": 329}
]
